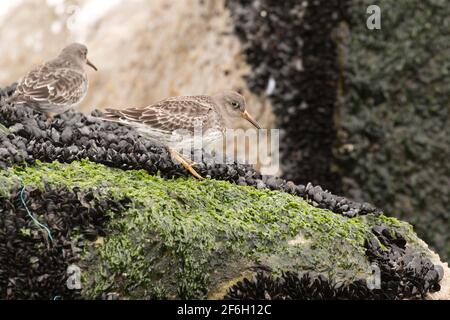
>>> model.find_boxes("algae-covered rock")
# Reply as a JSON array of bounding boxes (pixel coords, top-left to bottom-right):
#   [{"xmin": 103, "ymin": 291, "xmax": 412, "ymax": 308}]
[{"xmin": 0, "ymin": 160, "xmax": 444, "ymax": 299}]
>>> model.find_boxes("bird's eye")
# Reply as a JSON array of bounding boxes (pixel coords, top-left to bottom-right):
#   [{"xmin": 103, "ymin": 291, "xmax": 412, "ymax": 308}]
[{"xmin": 232, "ymin": 102, "xmax": 240, "ymax": 109}]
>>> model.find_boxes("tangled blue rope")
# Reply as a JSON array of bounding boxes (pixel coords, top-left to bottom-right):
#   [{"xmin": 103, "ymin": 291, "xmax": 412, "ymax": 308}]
[{"xmin": 20, "ymin": 186, "xmax": 53, "ymax": 242}]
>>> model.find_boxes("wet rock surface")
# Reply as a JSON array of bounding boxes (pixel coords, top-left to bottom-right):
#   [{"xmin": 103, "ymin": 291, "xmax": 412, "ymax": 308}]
[
  {"xmin": 338, "ymin": 0, "xmax": 450, "ymax": 262},
  {"xmin": 0, "ymin": 85, "xmax": 380, "ymax": 218},
  {"xmin": 226, "ymin": 224, "xmax": 443, "ymax": 300}
]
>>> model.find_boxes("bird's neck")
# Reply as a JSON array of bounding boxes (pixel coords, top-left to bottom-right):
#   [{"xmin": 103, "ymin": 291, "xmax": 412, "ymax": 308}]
[
  {"xmin": 56, "ymin": 53, "xmax": 85, "ymax": 70},
  {"xmin": 211, "ymin": 100, "xmax": 230, "ymax": 129}
]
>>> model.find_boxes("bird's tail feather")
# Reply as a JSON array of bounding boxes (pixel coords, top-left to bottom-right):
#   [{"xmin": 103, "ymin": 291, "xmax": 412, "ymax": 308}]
[{"xmin": 103, "ymin": 108, "xmax": 124, "ymax": 119}]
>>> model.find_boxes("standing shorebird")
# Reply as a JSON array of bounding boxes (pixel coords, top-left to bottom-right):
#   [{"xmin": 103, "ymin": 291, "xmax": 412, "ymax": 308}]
[
  {"xmin": 6, "ymin": 43, "xmax": 97, "ymax": 118},
  {"xmin": 102, "ymin": 91, "xmax": 261, "ymax": 179}
]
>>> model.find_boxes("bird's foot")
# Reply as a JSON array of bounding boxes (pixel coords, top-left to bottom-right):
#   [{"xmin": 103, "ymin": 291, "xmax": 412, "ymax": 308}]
[
  {"xmin": 44, "ymin": 112, "xmax": 55, "ymax": 123},
  {"xmin": 169, "ymin": 149, "xmax": 203, "ymax": 180}
]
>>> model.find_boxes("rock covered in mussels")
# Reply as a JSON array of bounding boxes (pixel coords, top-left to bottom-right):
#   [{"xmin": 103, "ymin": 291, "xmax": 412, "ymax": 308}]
[{"xmin": 0, "ymin": 85, "xmax": 379, "ymax": 217}]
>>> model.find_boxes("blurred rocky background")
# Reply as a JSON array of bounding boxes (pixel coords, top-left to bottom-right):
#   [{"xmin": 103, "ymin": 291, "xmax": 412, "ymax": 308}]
[
  {"xmin": 1, "ymin": 0, "xmax": 449, "ymax": 262},
  {"xmin": 340, "ymin": 0, "xmax": 449, "ymax": 261},
  {"xmin": 0, "ymin": 0, "xmax": 274, "ymax": 126}
]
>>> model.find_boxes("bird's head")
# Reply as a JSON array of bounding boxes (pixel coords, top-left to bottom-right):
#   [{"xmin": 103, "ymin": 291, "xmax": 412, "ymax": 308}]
[
  {"xmin": 61, "ymin": 43, "xmax": 97, "ymax": 71},
  {"xmin": 213, "ymin": 91, "xmax": 261, "ymax": 129}
]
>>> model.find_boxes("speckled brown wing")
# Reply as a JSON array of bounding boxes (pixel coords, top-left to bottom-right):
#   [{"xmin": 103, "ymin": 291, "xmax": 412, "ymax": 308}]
[
  {"xmin": 161, "ymin": 95, "xmax": 215, "ymax": 105},
  {"xmin": 105, "ymin": 97, "xmax": 217, "ymax": 132},
  {"xmin": 9, "ymin": 64, "xmax": 88, "ymax": 112}
]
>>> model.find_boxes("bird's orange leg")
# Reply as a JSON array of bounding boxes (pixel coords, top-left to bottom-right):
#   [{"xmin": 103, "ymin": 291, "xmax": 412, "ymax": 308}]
[
  {"xmin": 169, "ymin": 148, "xmax": 203, "ymax": 180},
  {"xmin": 45, "ymin": 112, "xmax": 55, "ymax": 123}
]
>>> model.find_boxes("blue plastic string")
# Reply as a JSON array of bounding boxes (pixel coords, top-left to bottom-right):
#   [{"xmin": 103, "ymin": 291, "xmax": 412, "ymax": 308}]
[{"xmin": 20, "ymin": 186, "xmax": 53, "ymax": 242}]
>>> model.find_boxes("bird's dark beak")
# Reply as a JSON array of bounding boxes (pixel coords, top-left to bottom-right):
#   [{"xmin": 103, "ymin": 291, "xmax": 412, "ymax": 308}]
[
  {"xmin": 241, "ymin": 110, "xmax": 261, "ymax": 129},
  {"xmin": 86, "ymin": 58, "xmax": 97, "ymax": 71}
]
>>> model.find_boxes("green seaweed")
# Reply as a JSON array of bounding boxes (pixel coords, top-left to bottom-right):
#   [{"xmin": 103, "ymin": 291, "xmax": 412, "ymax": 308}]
[{"xmin": 0, "ymin": 159, "xmax": 424, "ymax": 298}]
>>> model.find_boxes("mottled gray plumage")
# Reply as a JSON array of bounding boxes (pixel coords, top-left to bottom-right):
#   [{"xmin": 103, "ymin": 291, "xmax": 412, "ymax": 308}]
[
  {"xmin": 102, "ymin": 91, "xmax": 261, "ymax": 179},
  {"xmin": 105, "ymin": 95, "xmax": 222, "ymax": 133},
  {"xmin": 103, "ymin": 91, "xmax": 260, "ymax": 145},
  {"xmin": 6, "ymin": 43, "xmax": 97, "ymax": 115}
]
